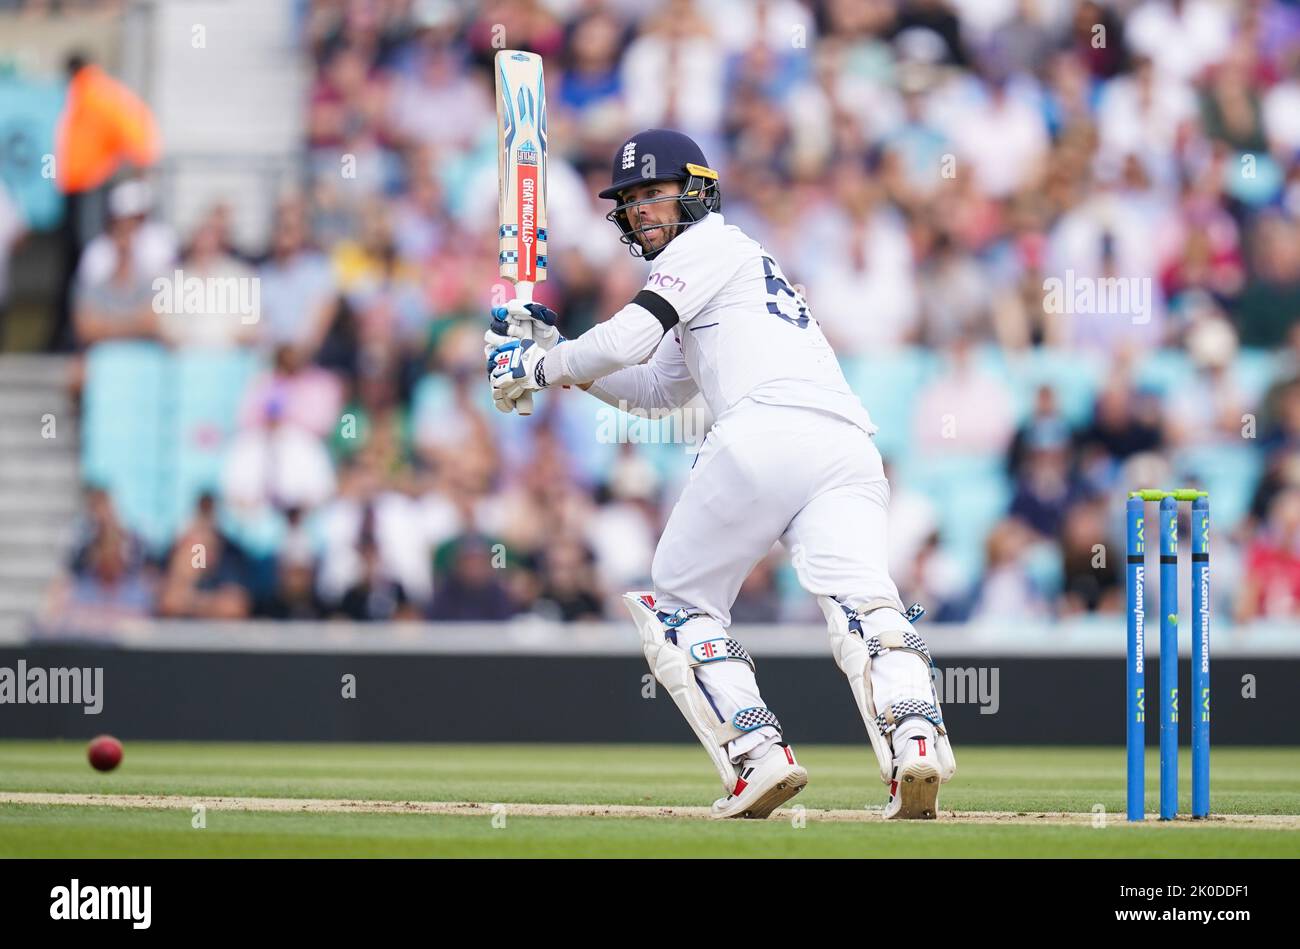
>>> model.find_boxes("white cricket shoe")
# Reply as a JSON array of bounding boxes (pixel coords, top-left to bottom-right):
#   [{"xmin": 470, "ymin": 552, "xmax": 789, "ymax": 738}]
[
  {"xmin": 710, "ymin": 742, "xmax": 808, "ymax": 819},
  {"xmin": 884, "ymin": 734, "xmax": 942, "ymax": 820}
]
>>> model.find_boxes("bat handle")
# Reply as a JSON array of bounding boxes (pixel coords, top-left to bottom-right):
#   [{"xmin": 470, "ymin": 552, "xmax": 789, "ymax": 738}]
[{"xmin": 513, "ymin": 281, "xmax": 535, "ymax": 417}]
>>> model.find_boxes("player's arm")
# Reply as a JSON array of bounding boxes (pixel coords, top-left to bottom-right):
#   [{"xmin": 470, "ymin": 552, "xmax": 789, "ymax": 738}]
[
  {"xmin": 546, "ymin": 290, "xmax": 680, "ymax": 386},
  {"xmin": 487, "ymin": 290, "xmax": 678, "ymax": 402},
  {"xmin": 487, "ymin": 236, "xmax": 741, "ymax": 403},
  {"xmin": 584, "ymin": 326, "xmax": 698, "ymax": 412}
]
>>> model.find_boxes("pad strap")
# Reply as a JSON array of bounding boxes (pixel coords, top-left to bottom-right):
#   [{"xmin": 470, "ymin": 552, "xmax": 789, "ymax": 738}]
[
  {"xmin": 841, "ymin": 601, "xmax": 934, "ymax": 665},
  {"xmin": 688, "ymin": 637, "xmax": 755, "ymax": 671},
  {"xmin": 875, "ymin": 699, "xmax": 947, "ymax": 736},
  {"xmin": 865, "ymin": 630, "xmax": 933, "ymax": 664},
  {"xmin": 733, "ymin": 706, "xmax": 782, "ymax": 734},
  {"xmin": 657, "ymin": 607, "xmax": 705, "ymax": 628}
]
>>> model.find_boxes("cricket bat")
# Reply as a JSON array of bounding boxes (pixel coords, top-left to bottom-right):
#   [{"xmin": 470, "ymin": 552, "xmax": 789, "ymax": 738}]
[{"xmin": 495, "ymin": 49, "xmax": 549, "ymax": 416}]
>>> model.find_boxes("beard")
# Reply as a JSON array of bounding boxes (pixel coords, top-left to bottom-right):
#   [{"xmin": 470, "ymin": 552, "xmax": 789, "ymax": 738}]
[{"xmin": 637, "ymin": 212, "xmax": 685, "ymax": 252}]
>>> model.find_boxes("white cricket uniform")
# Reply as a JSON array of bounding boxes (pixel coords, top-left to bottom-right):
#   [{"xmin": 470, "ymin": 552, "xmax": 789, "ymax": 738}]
[{"xmin": 547, "ymin": 212, "xmax": 931, "ymax": 762}]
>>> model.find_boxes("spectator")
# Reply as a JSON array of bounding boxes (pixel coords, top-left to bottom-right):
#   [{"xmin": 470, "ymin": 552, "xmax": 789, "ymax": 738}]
[
  {"xmin": 948, "ymin": 64, "xmax": 1049, "ymax": 200},
  {"xmin": 534, "ymin": 534, "xmax": 604, "ymax": 621},
  {"xmin": 620, "ymin": 0, "xmax": 724, "ymax": 138},
  {"xmin": 585, "ymin": 445, "xmax": 659, "ymax": 599},
  {"xmin": 1058, "ymin": 496, "xmax": 1122, "ymax": 614},
  {"xmin": 879, "ymin": 66, "xmax": 951, "ymax": 207},
  {"xmin": 157, "ymin": 207, "xmax": 259, "ymax": 349},
  {"xmin": 387, "ymin": 43, "xmax": 490, "ymax": 151},
  {"xmin": 1234, "ymin": 214, "xmax": 1300, "ymax": 348},
  {"xmin": 1095, "ymin": 57, "xmax": 1196, "ymax": 185},
  {"xmin": 731, "ymin": 549, "xmax": 783, "ymax": 623},
  {"xmin": 1007, "ymin": 385, "xmax": 1070, "ymax": 477},
  {"xmin": 239, "ymin": 344, "xmax": 344, "ymax": 439},
  {"xmin": 68, "ymin": 485, "xmax": 145, "ymax": 576},
  {"xmin": 1067, "ymin": 1, "xmax": 1130, "ymax": 79},
  {"xmin": 336, "ymin": 533, "xmax": 417, "ymax": 621},
  {"xmin": 1163, "ymin": 316, "xmax": 1252, "ymax": 449},
  {"xmin": 257, "ymin": 196, "xmax": 339, "ymax": 358},
  {"xmin": 558, "ymin": 10, "xmax": 626, "ymax": 118},
  {"xmin": 1259, "ymin": 325, "xmax": 1300, "ymax": 435},
  {"xmin": 1237, "ymin": 487, "xmax": 1300, "ymax": 621},
  {"xmin": 1076, "ymin": 375, "xmax": 1164, "ymax": 484},
  {"xmin": 0, "ymin": 180, "xmax": 25, "ymax": 337},
  {"xmin": 1263, "ymin": 55, "xmax": 1300, "ymax": 157},
  {"xmin": 73, "ymin": 183, "xmax": 170, "ymax": 346},
  {"xmin": 970, "ymin": 518, "xmax": 1051, "ymax": 621},
  {"xmin": 913, "ymin": 333, "xmax": 1017, "ymax": 455},
  {"xmin": 50, "ymin": 524, "xmax": 154, "ymax": 624},
  {"xmin": 317, "ymin": 455, "xmax": 433, "ymax": 610},
  {"xmin": 428, "ymin": 534, "xmax": 516, "ymax": 621},
  {"xmin": 48, "ymin": 485, "xmax": 154, "ymax": 625},
  {"xmin": 261, "ymin": 508, "xmax": 325, "ymax": 620},
  {"xmin": 1008, "ymin": 420, "xmax": 1087, "ymax": 540},
  {"xmin": 74, "ymin": 180, "xmax": 176, "ymax": 307},
  {"xmin": 157, "ymin": 494, "xmax": 255, "ymax": 619},
  {"xmin": 802, "ymin": 161, "xmax": 919, "ymax": 353},
  {"xmin": 1126, "ymin": 0, "xmax": 1233, "ymax": 85},
  {"xmin": 222, "ymin": 384, "xmax": 337, "ymax": 519}
]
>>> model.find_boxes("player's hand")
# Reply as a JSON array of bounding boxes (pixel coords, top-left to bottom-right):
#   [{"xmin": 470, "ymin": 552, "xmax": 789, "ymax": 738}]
[
  {"xmin": 484, "ymin": 321, "xmax": 515, "ymax": 364},
  {"xmin": 483, "ymin": 303, "xmax": 551, "ymax": 413},
  {"xmin": 485, "ymin": 324, "xmax": 519, "ymax": 413},
  {"xmin": 487, "ymin": 338, "xmax": 549, "ymax": 405},
  {"xmin": 494, "ymin": 300, "xmax": 563, "ymax": 351}
]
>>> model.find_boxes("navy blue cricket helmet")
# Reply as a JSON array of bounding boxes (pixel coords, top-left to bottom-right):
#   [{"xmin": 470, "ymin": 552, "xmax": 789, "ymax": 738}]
[{"xmin": 598, "ymin": 129, "xmax": 721, "ymax": 259}]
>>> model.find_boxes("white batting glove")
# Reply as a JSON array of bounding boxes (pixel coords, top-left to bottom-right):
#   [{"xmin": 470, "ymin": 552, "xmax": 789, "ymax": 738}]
[
  {"xmin": 495, "ymin": 300, "xmax": 563, "ymax": 351},
  {"xmin": 487, "ymin": 338, "xmax": 549, "ymax": 405}
]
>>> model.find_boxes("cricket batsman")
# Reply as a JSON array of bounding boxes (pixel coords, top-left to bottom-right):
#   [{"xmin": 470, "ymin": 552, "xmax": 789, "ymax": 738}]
[{"xmin": 486, "ymin": 129, "xmax": 956, "ymax": 819}]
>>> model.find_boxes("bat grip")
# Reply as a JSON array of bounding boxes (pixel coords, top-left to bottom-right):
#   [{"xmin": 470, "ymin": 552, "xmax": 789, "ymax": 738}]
[{"xmin": 513, "ymin": 281, "xmax": 535, "ymax": 416}]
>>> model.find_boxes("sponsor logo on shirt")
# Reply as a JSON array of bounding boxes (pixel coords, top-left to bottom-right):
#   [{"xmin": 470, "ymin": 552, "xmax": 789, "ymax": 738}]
[{"xmin": 646, "ymin": 272, "xmax": 686, "ymax": 293}]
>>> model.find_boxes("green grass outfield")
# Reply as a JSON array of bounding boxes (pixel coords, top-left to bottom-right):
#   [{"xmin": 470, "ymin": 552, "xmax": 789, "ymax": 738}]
[{"xmin": 1, "ymin": 741, "xmax": 1297, "ymax": 857}]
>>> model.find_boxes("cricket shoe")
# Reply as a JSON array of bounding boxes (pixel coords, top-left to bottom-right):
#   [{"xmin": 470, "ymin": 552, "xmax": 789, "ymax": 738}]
[
  {"xmin": 710, "ymin": 742, "xmax": 808, "ymax": 819},
  {"xmin": 884, "ymin": 733, "xmax": 942, "ymax": 819}
]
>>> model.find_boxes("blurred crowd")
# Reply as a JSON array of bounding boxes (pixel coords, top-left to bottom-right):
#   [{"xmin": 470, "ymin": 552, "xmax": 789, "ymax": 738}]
[{"xmin": 48, "ymin": 0, "xmax": 1300, "ymax": 627}]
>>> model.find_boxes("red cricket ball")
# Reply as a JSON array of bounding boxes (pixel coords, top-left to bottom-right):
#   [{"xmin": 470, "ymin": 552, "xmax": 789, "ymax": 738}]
[{"xmin": 87, "ymin": 735, "xmax": 123, "ymax": 772}]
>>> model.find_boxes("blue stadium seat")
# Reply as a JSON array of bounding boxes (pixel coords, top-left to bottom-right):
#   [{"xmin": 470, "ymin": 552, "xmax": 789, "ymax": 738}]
[
  {"xmin": 1134, "ymin": 348, "xmax": 1195, "ymax": 397},
  {"xmin": 840, "ymin": 347, "xmax": 937, "ymax": 466},
  {"xmin": 410, "ymin": 373, "xmax": 456, "ymax": 430},
  {"xmin": 900, "ymin": 453, "xmax": 1012, "ymax": 588},
  {"xmin": 82, "ymin": 342, "xmax": 170, "ymax": 549},
  {"xmin": 551, "ymin": 389, "xmax": 620, "ymax": 485},
  {"xmin": 1234, "ymin": 347, "xmax": 1283, "ymax": 405},
  {"xmin": 1003, "ymin": 347, "xmax": 1103, "ymax": 428},
  {"xmin": 165, "ymin": 349, "xmax": 262, "ymax": 542},
  {"xmin": 1173, "ymin": 443, "xmax": 1263, "ymax": 530}
]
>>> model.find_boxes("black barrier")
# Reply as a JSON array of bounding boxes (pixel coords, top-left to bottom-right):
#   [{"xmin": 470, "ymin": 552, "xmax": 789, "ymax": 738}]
[{"xmin": 0, "ymin": 646, "xmax": 1288, "ymax": 744}]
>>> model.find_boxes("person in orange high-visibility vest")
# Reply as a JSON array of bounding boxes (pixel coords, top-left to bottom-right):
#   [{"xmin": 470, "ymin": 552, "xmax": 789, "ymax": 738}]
[
  {"xmin": 56, "ymin": 59, "xmax": 161, "ymax": 195},
  {"xmin": 51, "ymin": 54, "xmax": 162, "ymax": 350}
]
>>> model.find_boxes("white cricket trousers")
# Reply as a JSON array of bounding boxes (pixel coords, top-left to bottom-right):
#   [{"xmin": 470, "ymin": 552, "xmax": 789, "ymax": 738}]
[{"xmin": 650, "ymin": 400, "xmax": 932, "ymax": 762}]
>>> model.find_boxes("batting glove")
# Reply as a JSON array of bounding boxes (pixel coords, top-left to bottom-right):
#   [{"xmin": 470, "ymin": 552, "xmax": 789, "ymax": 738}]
[
  {"xmin": 494, "ymin": 300, "xmax": 564, "ymax": 351},
  {"xmin": 487, "ymin": 338, "xmax": 549, "ymax": 406}
]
